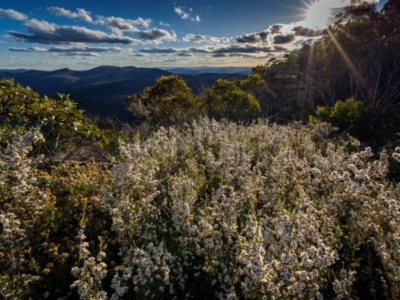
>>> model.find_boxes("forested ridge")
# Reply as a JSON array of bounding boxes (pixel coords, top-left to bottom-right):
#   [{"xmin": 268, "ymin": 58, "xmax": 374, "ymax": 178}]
[{"xmin": 1, "ymin": 1, "xmax": 400, "ymax": 299}]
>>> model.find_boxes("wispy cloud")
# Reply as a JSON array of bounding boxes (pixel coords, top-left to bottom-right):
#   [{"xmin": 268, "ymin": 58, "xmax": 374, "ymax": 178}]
[
  {"xmin": 8, "ymin": 45, "xmax": 124, "ymax": 59},
  {"xmin": 139, "ymin": 44, "xmax": 279, "ymax": 55},
  {"xmin": 0, "ymin": 8, "xmax": 28, "ymax": 20},
  {"xmin": 174, "ymin": 6, "xmax": 201, "ymax": 22},
  {"xmin": 47, "ymin": 7, "xmax": 93, "ymax": 23},
  {"xmin": 8, "ymin": 19, "xmax": 140, "ymax": 44},
  {"xmin": 159, "ymin": 21, "xmax": 170, "ymax": 27},
  {"xmin": 95, "ymin": 16, "xmax": 151, "ymax": 33},
  {"xmin": 174, "ymin": 7, "xmax": 189, "ymax": 19}
]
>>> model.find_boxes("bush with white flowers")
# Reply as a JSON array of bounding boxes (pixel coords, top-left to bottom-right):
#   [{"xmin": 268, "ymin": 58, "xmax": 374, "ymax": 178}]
[
  {"xmin": 1, "ymin": 119, "xmax": 400, "ymax": 299},
  {"xmin": 103, "ymin": 118, "xmax": 400, "ymax": 299}
]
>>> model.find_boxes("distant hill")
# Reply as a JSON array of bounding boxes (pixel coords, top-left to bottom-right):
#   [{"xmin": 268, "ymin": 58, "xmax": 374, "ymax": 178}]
[
  {"xmin": 0, "ymin": 66, "xmax": 244, "ymax": 123},
  {"xmin": 164, "ymin": 66, "xmax": 252, "ymax": 75}
]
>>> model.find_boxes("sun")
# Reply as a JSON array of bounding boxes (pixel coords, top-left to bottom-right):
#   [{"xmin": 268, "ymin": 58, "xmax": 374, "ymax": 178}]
[{"xmin": 303, "ymin": 0, "xmax": 336, "ymax": 29}]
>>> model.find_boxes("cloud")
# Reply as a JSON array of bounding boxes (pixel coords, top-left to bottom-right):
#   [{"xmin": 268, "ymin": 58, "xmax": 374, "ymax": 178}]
[
  {"xmin": 56, "ymin": 52, "xmax": 100, "ymax": 57},
  {"xmin": 174, "ymin": 7, "xmax": 189, "ymax": 19},
  {"xmin": 138, "ymin": 29, "xmax": 176, "ymax": 43},
  {"xmin": 236, "ymin": 32, "xmax": 267, "ymax": 43},
  {"xmin": 159, "ymin": 21, "xmax": 170, "ymax": 27},
  {"xmin": 8, "ymin": 19, "xmax": 140, "ymax": 44},
  {"xmin": 204, "ymin": 45, "xmax": 274, "ymax": 54},
  {"xmin": 48, "ymin": 46, "xmax": 123, "ymax": 53},
  {"xmin": 292, "ymin": 26, "xmax": 323, "ymax": 37},
  {"xmin": 140, "ymin": 44, "xmax": 275, "ymax": 54},
  {"xmin": 270, "ymin": 24, "xmax": 283, "ymax": 33},
  {"xmin": 174, "ymin": 6, "xmax": 201, "ymax": 22},
  {"xmin": 8, "ymin": 46, "xmax": 123, "ymax": 56},
  {"xmin": 47, "ymin": 7, "xmax": 93, "ymax": 23},
  {"xmin": 139, "ymin": 47, "xmax": 181, "ymax": 54},
  {"xmin": 0, "ymin": 8, "xmax": 28, "ymax": 20},
  {"xmin": 9, "ymin": 47, "xmax": 31, "ymax": 52},
  {"xmin": 211, "ymin": 53, "xmax": 227, "ymax": 58},
  {"xmin": 182, "ymin": 34, "xmax": 221, "ymax": 43},
  {"xmin": 273, "ymin": 34, "xmax": 295, "ymax": 44},
  {"xmin": 127, "ymin": 53, "xmax": 148, "ymax": 57},
  {"xmin": 235, "ymin": 24, "xmax": 286, "ymax": 44},
  {"xmin": 9, "ymin": 46, "xmax": 47, "ymax": 52},
  {"xmin": 175, "ymin": 53, "xmax": 193, "ymax": 57},
  {"xmin": 95, "ymin": 16, "xmax": 151, "ymax": 32}
]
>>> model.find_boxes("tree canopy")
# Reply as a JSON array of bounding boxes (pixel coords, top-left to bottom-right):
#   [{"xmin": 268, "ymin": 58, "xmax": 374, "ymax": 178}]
[{"xmin": 126, "ymin": 75, "xmax": 204, "ymax": 129}]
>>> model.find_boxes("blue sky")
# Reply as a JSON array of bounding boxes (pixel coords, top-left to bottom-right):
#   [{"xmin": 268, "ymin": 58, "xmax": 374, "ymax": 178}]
[{"xmin": 0, "ymin": 0, "xmax": 386, "ymax": 70}]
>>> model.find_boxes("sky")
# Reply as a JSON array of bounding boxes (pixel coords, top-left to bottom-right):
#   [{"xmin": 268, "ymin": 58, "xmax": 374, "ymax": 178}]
[{"xmin": 0, "ymin": 0, "xmax": 387, "ymax": 70}]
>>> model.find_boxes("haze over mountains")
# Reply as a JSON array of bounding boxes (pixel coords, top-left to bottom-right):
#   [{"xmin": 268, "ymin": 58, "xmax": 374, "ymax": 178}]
[{"xmin": 0, "ymin": 66, "xmax": 249, "ymax": 123}]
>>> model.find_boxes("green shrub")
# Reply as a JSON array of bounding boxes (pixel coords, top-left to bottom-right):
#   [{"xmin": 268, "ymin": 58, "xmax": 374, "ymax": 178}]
[{"xmin": 309, "ymin": 98, "xmax": 365, "ymax": 131}]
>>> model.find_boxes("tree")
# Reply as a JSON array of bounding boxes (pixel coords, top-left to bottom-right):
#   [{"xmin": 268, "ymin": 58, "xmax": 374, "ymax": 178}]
[
  {"xmin": 205, "ymin": 77, "xmax": 261, "ymax": 121},
  {"xmin": 0, "ymin": 79, "xmax": 110, "ymax": 161},
  {"xmin": 309, "ymin": 97, "xmax": 365, "ymax": 132},
  {"xmin": 126, "ymin": 75, "xmax": 204, "ymax": 129}
]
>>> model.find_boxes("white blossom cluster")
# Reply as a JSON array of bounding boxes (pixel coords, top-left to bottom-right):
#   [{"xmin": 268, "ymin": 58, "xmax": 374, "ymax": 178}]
[
  {"xmin": 101, "ymin": 118, "xmax": 400, "ymax": 299},
  {"xmin": 0, "ymin": 129, "xmax": 45, "ymax": 299},
  {"xmin": 71, "ymin": 230, "xmax": 108, "ymax": 300}
]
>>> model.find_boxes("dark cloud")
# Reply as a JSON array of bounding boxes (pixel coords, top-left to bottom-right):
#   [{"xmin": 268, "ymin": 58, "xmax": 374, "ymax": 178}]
[
  {"xmin": 292, "ymin": 26, "xmax": 323, "ymax": 37},
  {"xmin": 273, "ymin": 34, "xmax": 295, "ymax": 44},
  {"xmin": 182, "ymin": 34, "xmax": 221, "ymax": 43},
  {"xmin": 270, "ymin": 24, "xmax": 283, "ymax": 33},
  {"xmin": 236, "ymin": 34, "xmax": 261, "ymax": 43},
  {"xmin": 138, "ymin": 29, "xmax": 176, "ymax": 42},
  {"xmin": 56, "ymin": 52, "xmax": 100, "ymax": 57},
  {"xmin": 235, "ymin": 24, "xmax": 284, "ymax": 44},
  {"xmin": 0, "ymin": 8, "xmax": 27, "ymax": 20},
  {"xmin": 211, "ymin": 53, "xmax": 227, "ymax": 58},
  {"xmin": 235, "ymin": 30, "xmax": 271, "ymax": 44},
  {"xmin": 175, "ymin": 53, "xmax": 193, "ymax": 57},
  {"xmin": 140, "ymin": 47, "xmax": 181, "ymax": 53},
  {"xmin": 8, "ymin": 19, "xmax": 140, "ymax": 44},
  {"xmin": 9, "ymin": 47, "xmax": 31, "ymax": 52},
  {"xmin": 128, "ymin": 53, "xmax": 147, "ymax": 57}
]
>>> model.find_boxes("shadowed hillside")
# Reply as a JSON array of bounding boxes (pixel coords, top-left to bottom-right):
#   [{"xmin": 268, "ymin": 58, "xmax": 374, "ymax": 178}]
[{"xmin": 0, "ymin": 66, "xmax": 244, "ymax": 123}]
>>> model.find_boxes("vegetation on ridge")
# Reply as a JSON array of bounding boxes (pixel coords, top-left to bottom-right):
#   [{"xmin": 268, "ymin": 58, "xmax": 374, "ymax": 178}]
[{"xmin": 1, "ymin": 1, "xmax": 400, "ymax": 299}]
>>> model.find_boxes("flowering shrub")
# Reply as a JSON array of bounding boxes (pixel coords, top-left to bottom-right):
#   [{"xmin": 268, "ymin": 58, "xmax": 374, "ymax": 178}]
[
  {"xmin": 1, "ymin": 119, "xmax": 400, "ymax": 299},
  {"xmin": 0, "ymin": 129, "xmax": 45, "ymax": 298},
  {"xmin": 103, "ymin": 118, "xmax": 400, "ymax": 299},
  {"xmin": 0, "ymin": 128, "xmax": 115, "ymax": 299}
]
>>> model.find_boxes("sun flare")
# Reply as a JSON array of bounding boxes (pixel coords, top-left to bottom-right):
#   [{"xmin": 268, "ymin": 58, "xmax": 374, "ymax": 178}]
[{"xmin": 303, "ymin": 0, "xmax": 336, "ymax": 29}]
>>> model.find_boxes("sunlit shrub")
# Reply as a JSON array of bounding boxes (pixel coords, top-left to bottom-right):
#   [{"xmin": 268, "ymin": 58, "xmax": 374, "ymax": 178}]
[
  {"xmin": 103, "ymin": 118, "xmax": 400, "ymax": 299},
  {"xmin": 309, "ymin": 98, "xmax": 365, "ymax": 131},
  {"xmin": 2, "ymin": 118, "xmax": 400, "ymax": 299}
]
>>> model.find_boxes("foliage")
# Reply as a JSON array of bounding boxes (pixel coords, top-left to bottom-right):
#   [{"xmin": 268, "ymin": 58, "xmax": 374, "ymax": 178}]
[
  {"xmin": 0, "ymin": 130, "xmax": 115, "ymax": 299},
  {"xmin": 126, "ymin": 75, "xmax": 204, "ymax": 130},
  {"xmin": 309, "ymin": 98, "xmax": 365, "ymax": 131},
  {"xmin": 1, "ymin": 118, "xmax": 400, "ymax": 299},
  {"xmin": 243, "ymin": 1, "xmax": 400, "ymax": 146},
  {"xmin": 0, "ymin": 79, "xmax": 112, "ymax": 162},
  {"xmin": 102, "ymin": 118, "xmax": 400, "ymax": 299},
  {"xmin": 205, "ymin": 77, "xmax": 261, "ymax": 121}
]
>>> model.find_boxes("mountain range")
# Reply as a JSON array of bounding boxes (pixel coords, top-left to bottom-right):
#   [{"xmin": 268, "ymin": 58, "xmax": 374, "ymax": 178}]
[{"xmin": 0, "ymin": 66, "xmax": 247, "ymax": 123}]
